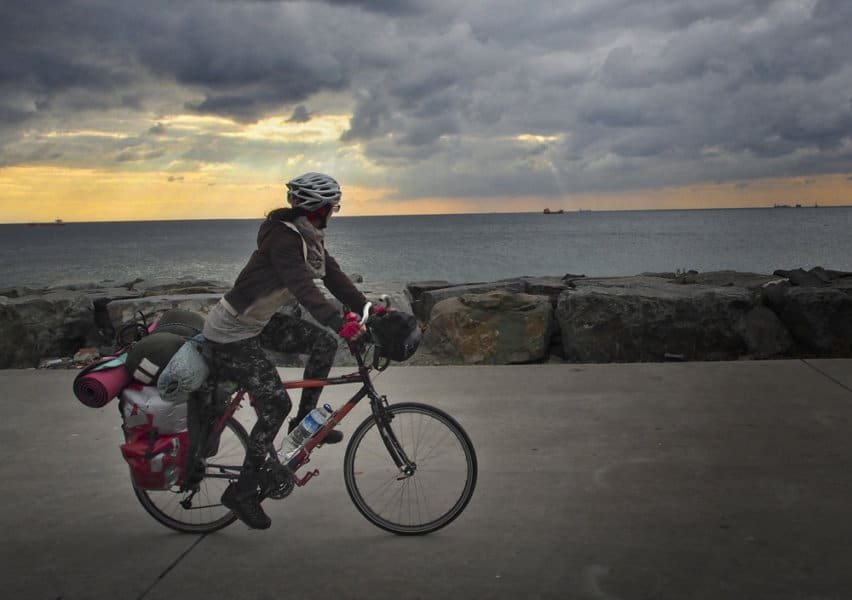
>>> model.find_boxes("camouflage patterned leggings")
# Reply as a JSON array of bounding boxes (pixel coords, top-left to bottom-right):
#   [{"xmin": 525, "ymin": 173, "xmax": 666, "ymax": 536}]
[{"xmin": 207, "ymin": 313, "xmax": 338, "ymax": 472}]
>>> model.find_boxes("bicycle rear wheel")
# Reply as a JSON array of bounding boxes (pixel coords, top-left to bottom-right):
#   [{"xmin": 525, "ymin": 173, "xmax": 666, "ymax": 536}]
[
  {"xmin": 343, "ymin": 402, "xmax": 477, "ymax": 535},
  {"xmin": 133, "ymin": 417, "xmax": 247, "ymax": 534}
]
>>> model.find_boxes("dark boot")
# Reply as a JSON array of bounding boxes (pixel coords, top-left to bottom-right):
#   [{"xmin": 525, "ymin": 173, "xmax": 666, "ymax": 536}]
[
  {"xmin": 221, "ymin": 471, "xmax": 271, "ymax": 529},
  {"xmin": 322, "ymin": 429, "xmax": 344, "ymax": 444}
]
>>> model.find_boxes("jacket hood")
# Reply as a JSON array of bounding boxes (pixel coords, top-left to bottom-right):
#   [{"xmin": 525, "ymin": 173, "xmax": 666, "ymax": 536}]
[
  {"xmin": 258, "ymin": 207, "xmax": 301, "ymax": 246},
  {"xmin": 267, "ymin": 205, "xmax": 329, "ymax": 230},
  {"xmin": 267, "ymin": 207, "xmax": 300, "ymax": 222}
]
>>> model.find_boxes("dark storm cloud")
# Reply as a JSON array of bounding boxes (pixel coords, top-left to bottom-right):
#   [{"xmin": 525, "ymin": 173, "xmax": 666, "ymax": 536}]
[
  {"xmin": 3, "ymin": 0, "xmax": 852, "ymax": 201},
  {"xmin": 115, "ymin": 146, "xmax": 167, "ymax": 162},
  {"xmin": 287, "ymin": 105, "xmax": 312, "ymax": 123},
  {"xmin": 227, "ymin": 0, "xmax": 423, "ymax": 16},
  {"xmin": 148, "ymin": 123, "xmax": 167, "ymax": 136},
  {"xmin": 0, "ymin": 0, "xmax": 359, "ymax": 127},
  {"xmin": 131, "ymin": 3, "xmax": 355, "ymax": 121},
  {"xmin": 307, "ymin": 0, "xmax": 423, "ymax": 15},
  {"xmin": 0, "ymin": 1, "xmax": 136, "ymax": 113}
]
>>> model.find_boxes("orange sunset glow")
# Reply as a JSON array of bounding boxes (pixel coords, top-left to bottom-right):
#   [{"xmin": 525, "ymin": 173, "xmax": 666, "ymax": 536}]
[{"xmin": 2, "ymin": 163, "xmax": 850, "ymax": 224}]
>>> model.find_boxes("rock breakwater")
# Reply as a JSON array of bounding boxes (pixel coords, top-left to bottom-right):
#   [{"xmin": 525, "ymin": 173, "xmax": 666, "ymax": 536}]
[{"xmin": 1, "ymin": 267, "xmax": 850, "ymax": 369}]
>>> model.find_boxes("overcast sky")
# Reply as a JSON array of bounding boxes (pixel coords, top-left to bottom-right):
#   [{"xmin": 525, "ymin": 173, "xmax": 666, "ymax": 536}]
[{"xmin": 2, "ymin": 0, "xmax": 851, "ymax": 220}]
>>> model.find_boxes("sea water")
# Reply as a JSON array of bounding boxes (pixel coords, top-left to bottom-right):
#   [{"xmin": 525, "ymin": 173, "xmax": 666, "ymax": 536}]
[{"xmin": 1, "ymin": 207, "xmax": 850, "ymax": 288}]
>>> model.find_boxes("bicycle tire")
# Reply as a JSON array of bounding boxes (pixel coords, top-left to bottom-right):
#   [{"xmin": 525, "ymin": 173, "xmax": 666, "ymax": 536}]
[
  {"xmin": 343, "ymin": 402, "xmax": 477, "ymax": 535},
  {"xmin": 133, "ymin": 417, "xmax": 248, "ymax": 534}
]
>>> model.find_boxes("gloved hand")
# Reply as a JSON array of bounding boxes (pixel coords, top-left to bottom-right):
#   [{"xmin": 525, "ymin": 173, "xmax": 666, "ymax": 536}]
[
  {"xmin": 370, "ymin": 304, "xmax": 389, "ymax": 316},
  {"xmin": 344, "ymin": 311, "xmax": 360, "ymax": 322},
  {"xmin": 338, "ymin": 321, "xmax": 366, "ymax": 341}
]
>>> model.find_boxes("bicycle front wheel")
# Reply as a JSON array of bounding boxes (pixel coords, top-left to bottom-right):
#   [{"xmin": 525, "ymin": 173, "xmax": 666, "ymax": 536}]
[
  {"xmin": 343, "ymin": 402, "xmax": 477, "ymax": 535},
  {"xmin": 133, "ymin": 417, "xmax": 247, "ymax": 534}
]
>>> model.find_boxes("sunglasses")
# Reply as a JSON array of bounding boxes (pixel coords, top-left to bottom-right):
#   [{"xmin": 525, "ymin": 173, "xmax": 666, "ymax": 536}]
[{"xmin": 315, "ymin": 204, "xmax": 340, "ymax": 218}]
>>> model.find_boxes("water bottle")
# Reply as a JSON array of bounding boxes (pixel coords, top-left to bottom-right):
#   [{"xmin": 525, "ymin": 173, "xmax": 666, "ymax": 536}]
[{"xmin": 278, "ymin": 404, "xmax": 334, "ymax": 460}]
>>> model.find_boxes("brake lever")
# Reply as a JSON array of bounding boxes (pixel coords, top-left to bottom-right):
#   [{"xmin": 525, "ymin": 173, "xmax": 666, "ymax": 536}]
[
  {"xmin": 358, "ymin": 295, "xmax": 392, "ymax": 326},
  {"xmin": 359, "ymin": 302, "xmax": 373, "ymax": 325}
]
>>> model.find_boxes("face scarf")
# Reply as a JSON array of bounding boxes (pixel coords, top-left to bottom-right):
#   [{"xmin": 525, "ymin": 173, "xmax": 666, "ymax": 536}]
[{"xmin": 291, "ymin": 216, "xmax": 326, "ymax": 278}]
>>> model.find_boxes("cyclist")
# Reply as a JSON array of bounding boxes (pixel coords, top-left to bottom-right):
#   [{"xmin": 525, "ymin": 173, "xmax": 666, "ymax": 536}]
[{"xmin": 202, "ymin": 172, "xmax": 370, "ymax": 529}]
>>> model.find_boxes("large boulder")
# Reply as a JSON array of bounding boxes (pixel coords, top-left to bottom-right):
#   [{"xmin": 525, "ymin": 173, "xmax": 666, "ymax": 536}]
[
  {"xmin": 733, "ymin": 304, "xmax": 795, "ymax": 359},
  {"xmin": 407, "ymin": 281, "xmax": 456, "ymax": 321},
  {"xmin": 774, "ymin": 267, "xmax": 852, "ymax": 290},
  {"xmin": 0, "ymin": 285, "xmax": 144, "ymax": 368},
  {"xmin": 672, "ymin": 270, "xmax": 782, "ymax": 291},
  {"xmin": 107, "ymin": 294, "xmax": 223, "ymax": 333},
  {"xmin": 416, "ymin": 280, "xmax": 527, "ymax": 322},
  {"xmin": 423, "ymin": 290, "xmax": 554, "ymax": 364},
  {"xmin": 516, "ymin": 276, "xmax": 574, "ymax": 304},
  {"xmin": 556, "ymin": 276, "xmax": 791, "ymax": 362},
  {"xmin": 0, "ymin": 292, "xmax": 92, "ymax": 368},
  {"xmin": 773, "ymin": 287, "xmax": 852, "ymax": 355},
  {"xmin": 0, "ymin": 297, "xmax": 63, "ymax": 368},
  {"xmin": 763, "ymin": 268, "xmax": 852, "ymax": 355},
  {"xmin": 126, "ymin": 278, "xmax": 231, "ymax": 297}
]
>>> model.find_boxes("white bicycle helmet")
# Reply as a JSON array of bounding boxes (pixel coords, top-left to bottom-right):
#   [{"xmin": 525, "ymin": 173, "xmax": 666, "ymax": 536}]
[{"xmin": 286, "ymin": 172, "xmax": 342, "ymax": 212}]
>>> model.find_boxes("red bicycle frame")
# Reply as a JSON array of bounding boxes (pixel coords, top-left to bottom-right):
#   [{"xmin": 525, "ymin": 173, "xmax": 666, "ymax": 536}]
[{"xmin": 204, "ymin": 339, "xmax": 408, "ymax": 487}]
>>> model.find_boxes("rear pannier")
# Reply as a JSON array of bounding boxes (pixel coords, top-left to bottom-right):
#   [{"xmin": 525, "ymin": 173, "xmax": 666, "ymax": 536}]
[{"xmin": 119, "ymin": 384, "xmax": 190, "ymax": 490}]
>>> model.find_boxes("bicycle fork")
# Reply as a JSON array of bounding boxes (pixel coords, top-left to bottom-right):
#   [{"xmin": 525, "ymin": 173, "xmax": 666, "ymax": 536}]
[{"xmin": 371, "ymin": 395, "xmax": 417, "ymax": 479}]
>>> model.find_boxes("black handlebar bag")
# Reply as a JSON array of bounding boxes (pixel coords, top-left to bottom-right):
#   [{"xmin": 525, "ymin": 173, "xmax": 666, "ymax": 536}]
[{"xmin": 369, "ymin": 311, "xmax": 422, "ymax": 362}]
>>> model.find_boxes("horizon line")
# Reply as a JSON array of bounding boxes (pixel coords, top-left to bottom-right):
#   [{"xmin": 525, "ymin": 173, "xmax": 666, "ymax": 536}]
[{"xmin": 3, "ymin": 203, "xmax": 849, "ymax": 225}]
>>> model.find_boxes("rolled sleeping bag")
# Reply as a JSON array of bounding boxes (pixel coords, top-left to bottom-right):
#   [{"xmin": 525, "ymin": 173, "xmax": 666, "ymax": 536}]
[
  {"xmin": 125, "ymin": 331, "xmax": 186, "ymax": 385},
  {"xmin": 153, "ymin": 308, "xmax": 205, "ymax": 338},
  {"xmin": 73, "ymin": 356, "xmax": 132, "ymax": 408},
  {"xmin": 157, "ymin": 340, "xmax": 210, "ymax": 404}
]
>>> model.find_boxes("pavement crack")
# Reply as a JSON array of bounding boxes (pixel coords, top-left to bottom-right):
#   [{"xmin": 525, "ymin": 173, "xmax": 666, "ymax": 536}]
[
  {"xmin": 802, "ymin": 360, "xmax": 852, "ymax": 394},
  {"xmin": 136, "ymin": 534, "xmax": 207, "ymax": 600}
]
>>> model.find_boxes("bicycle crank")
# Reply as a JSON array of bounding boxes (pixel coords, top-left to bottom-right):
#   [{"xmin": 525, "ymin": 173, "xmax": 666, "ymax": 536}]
[{"xmin": 260, "ymin": 460, "xmax": 295, "ymax": 499}]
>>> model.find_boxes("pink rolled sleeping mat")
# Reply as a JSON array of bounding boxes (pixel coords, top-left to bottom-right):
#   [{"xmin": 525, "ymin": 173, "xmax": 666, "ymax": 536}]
[
  {"xmin": 73, "ymin": 356, "xmax": 132, "ymax": 408},
  {"xmin": 72, "ymin": 312, "xmax": 180, "ymax": 408}
]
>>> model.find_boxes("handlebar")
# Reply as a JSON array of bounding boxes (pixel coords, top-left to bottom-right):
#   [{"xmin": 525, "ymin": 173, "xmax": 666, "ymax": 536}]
[
  {"xmin": 348, "ymin": 295, "xmax": 393, "ymax": 369},
  {"xmin": 357, "ymin": 294, "xmax": 391, "ymax": 325}
]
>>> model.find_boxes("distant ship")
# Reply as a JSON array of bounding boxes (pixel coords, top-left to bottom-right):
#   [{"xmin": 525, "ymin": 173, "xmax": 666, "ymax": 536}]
[
  {"xmin": 27, "ymin": 219, "xmax": 66, "ymax": 227},
  {"xmin": 542, "ymin": 208, "xmax": 565, "ymax": 214},
  {"xmin": 773, "ymin": 203, "xmax": 818, "ymax": 208}
]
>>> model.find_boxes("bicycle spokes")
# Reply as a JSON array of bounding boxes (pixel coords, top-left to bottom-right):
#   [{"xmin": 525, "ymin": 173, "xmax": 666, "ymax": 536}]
[{"xmin": 344, "ymin": 403, "xmax": 477, "ymax": 535}]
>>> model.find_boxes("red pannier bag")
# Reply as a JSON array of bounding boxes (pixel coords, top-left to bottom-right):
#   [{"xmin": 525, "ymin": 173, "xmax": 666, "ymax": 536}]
[
  {"xmin": 120, "ymin": 427, "xmax": 189, "ymax": 490},
  {"xmin": 119, "ymin": 384, "xmax": 190, "ymax": 490}
]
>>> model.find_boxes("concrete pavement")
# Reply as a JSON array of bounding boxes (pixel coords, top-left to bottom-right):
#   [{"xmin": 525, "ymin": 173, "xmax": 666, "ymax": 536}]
[{"xmin": 2, "ymin": 359, "xmax": 852, "ymax": 600}]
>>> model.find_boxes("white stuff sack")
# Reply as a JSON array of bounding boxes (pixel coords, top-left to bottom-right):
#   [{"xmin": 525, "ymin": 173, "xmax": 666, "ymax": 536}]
[
  {"xmin": 157, "ymin": 341, "xmax": 209, "ymax": 404},
  {"xmin": 120, "ymin": 384, "xmax": 188, "ymax": 434}
]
